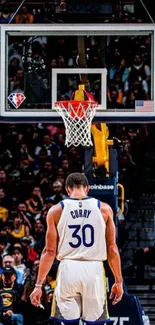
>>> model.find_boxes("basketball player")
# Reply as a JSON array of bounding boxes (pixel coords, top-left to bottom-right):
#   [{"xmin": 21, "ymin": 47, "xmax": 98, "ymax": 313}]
[{"xmin": 30, "ymin": 173, "xmax": 123, "ymax": 324}]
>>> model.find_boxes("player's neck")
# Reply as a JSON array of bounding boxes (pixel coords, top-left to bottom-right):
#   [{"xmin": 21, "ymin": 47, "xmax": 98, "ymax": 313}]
[{"xmin": 70, "ymin": 189, "xmax": 88, "ymax": 199}]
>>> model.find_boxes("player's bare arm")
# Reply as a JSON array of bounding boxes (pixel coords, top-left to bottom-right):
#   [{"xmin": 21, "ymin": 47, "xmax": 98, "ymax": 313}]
[
  {"xmin": 101, "ymin": 202, "xmax": 124, "ymax": 305},
  {"xmin": 30, "ymin": 203, "xmax": 61, "ymax": 307}
]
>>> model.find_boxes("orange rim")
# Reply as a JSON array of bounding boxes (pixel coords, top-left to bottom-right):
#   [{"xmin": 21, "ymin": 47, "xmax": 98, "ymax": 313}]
[{"xmin": 54, "ymin": 100, "xmax": 98, "ymax": 111}]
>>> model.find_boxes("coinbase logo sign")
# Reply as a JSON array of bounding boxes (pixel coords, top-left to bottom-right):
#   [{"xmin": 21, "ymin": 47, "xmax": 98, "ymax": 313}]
[{"xmin": 90, "ymin": 184, "xmax": 114, "ymax": 190}]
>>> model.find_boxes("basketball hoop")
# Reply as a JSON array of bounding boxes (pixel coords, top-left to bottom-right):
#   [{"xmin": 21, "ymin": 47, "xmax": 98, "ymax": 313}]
[{"xmin": 54, "ymin": 100, "xmax": 98, "ymax": 147}]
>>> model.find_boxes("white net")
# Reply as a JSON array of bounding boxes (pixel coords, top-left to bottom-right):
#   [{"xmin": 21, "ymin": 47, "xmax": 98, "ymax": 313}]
[{"xmin": 54, "ymin": 100, "xmax": 98, "ymax": 147}]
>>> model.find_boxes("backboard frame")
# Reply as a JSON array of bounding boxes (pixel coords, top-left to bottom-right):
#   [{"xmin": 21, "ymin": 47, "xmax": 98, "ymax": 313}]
[
  {"xmin": 52, "ymin": 68, "xmax": 107, "ymax": 110},
  {"xmin": 0, "ymin": 24, "xmax": 155, "ymax": 122}
]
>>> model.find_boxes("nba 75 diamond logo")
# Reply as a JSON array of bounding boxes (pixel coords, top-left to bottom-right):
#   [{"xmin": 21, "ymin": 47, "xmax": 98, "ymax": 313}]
[{"xmin": 8, "ymin": 93, "xmax": 26, "ymax": 109}]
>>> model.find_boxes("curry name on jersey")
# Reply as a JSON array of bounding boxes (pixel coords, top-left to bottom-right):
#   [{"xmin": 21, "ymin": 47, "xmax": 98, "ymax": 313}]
[{"xmin": 57, "ymin": 197, "xmax": 107, "ymax": 261}]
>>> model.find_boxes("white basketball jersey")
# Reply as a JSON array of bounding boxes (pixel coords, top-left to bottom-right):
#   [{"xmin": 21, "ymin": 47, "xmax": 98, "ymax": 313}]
[{"xmin": 57, "ymin": 197, "xmax": 107, "ymax": 261}]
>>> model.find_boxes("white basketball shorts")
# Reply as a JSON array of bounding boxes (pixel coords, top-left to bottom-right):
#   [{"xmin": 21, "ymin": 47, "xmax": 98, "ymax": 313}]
[{"xmin": 51, "ymin": 259, "xmax": 110, "ymax": 324}]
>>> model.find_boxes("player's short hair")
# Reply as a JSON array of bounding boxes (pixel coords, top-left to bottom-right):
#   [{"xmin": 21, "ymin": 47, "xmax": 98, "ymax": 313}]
[{"xmin": 65, "ymin": 173, "xmax": 89, "ymax": 189}]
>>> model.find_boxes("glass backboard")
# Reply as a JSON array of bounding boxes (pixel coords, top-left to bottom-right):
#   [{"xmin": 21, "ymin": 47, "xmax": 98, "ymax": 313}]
[{"xmin": 0, "ymin": 24, "xmax": 155, "ymax": 122}]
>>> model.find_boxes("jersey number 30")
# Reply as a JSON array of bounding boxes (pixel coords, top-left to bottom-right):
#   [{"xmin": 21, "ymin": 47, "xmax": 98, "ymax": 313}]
[{"xmin": 68, "ymin": 224, "xmax": 94, "ymax": 248}]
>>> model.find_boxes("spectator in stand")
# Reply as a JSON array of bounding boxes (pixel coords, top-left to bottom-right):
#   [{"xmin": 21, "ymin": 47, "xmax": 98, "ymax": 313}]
[
  {"xmin": 8, "ymin": 59, "xmax": 21, "ymax": 86},
  {"xmin": 0, "ymin": 5, "xmax": 12, "ymax": 24},
  {"xmin": 2, "ymin": 222, "xmax": 14, "ymax": 244},
  {"xmin": 68, "ymin": 146, "xmax": 84, "ymax": 172},
  {"xmin": 11, "ymin": 213, "xmax": 30, "ymax": 240},
  {"xmin": 33, "ymin": 219, "xmax": 46, "ymax": 256},
  {"xmin": 37, "ymin": 160, "xmax": 56, "ymax": 197},
  {"xmin": 17, "ymin": 203, "xmax": 32, "ymax": 231},
  {"xmin": 109, "ymin": 57, "xmax": 129, "ymax": 85},
  {"xmin": 55, "ymin": 168, "xmax": 65, "ymax": 186},
  {"xmin": 61, "ymin": 157, "xmax": 71, "ymax": 176},
  {"xmin": 108, "ymin": 72, "xmax": 124, "ymax": 105},
  {"xmin": 39, "ymin": 160, "xmax": 55, "ymax": 183},
  {"xmin": 20, "ymin": 237, "xmax": 38, "ymax": 266},
  {"xmin": 126, "ymin": 78, "xmax": 148, "ymax": 101},
  {"xmin": 107, "ymin": 85, "xmax": 125, "ymax": 109},
  {"xmin": 25, "ymin": 186, "xmax": 44, "ymax": 220},
  {"xmin": 0, "ymin": 208, "xmax": 8, "ymax": 227},
  {"xmin": 11, "ymin": 246, "xmax": 29, "ymax": 284},
  {"xmin": 0, "ymin": 171, "xmax": 7, "ymax": 191},
  {"xmin": 15, "ymin": 6, "xmax": 34, "ymax": 24},
  {"xmin": 38, "ymin": 197, "xmax": 54, "ymax": 223},
  {"xmin": 34, "ymin": 134, "xmax": 61, "ymax": 162},
  {"xmin": 53, "ymin": 133, "xmax": 66, "ymax": 155},
  {"xmin": 50, "ymin": 180, "xmax": 67, "ymax": 204},
  {"xmin": 0, "ymin": 255, "xmax": 23, "ymax": 285},
  {"xmin": 0, "ymin": 266, "xmax": 23, "ymax": 325},
  {"xmin": 0, "ymin": 189, "xmax": 9, "ymax": 224},
  {"xmin": 0, "ymin": 235, "xmax": 9, "ymax": 259},
  {"xmin": 125, "ymin": 53, "xmax": 151, "ymax": 97},
  {"xmin": 28, "ymin": 258, "xmax": 40, "ymax": 282},
  {"xmin": 17, "ymin": 141, "xmax": 34, "ymax": 164},
  {"xmin": 0, "ymin": 135, "xmax": 13, "ymax": 170},
  {"xmin": 124, "ymin": 90, "xmax": 136, "ymax": 109}
]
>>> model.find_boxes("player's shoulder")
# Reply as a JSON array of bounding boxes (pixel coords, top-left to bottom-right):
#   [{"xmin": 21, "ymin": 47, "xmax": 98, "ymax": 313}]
[
  {"xmin": 48, "ymin": 202, "xmax": 63, "ymax": 212},
  {"xmin": 47, "ymin": 202, "xmax": 63, "ymax": 224},
  {"xmin": 100, "ymin": 201, "xmax": 113, "ymax": 221}
]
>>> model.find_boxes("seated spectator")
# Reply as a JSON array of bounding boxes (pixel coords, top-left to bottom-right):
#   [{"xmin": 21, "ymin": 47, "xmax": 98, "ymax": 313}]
[
  {"xmin": 17, "ymin": 204, "xmax": 32, "ymax": 231},
  {"xmin": 0, "ymin": 266, "xmax": 23, "ymax": 325},
  {"xmin": 56, "ymin": 167, "xmax": 65, "ymax": 179},
  {"xmin": 38, "ymin": 160, "xmax": 55, "ymax": 184},
  {"xmin": 25, "ymin": 187, "xmax": 44, "ymax": 219},
  {"xmin": 61, "ymin": 157, "xmax": 71, "ymax": 176},
  {"xmin": 0, "ymin": 255, "xmax": 23, "ymax": 285},
  {"xmin": 68, "ymin": 146, "xmax": 84, "ymax": 172},
  {"xmin": 0, "ymin": 206, "xmax": 8, "ymax": 225},
  {"xmin": 8, "ymin": 59, "xmax": 21, "ymax": 84},
  {"xmin": 0, "ymin": 171, "xmax": 7, "ymax": 192},
  {"xmin": 24, "ymin": 258, "xmax": 40, "ymax": 288},
  {"xmin": 125, "ymin": 53, "xmax": 151, "ymax": 97},
  {"xmin": 17, "ymin": 142, "xmax": 34, "ymax": 164},
  {"xmin": 0, "ymin": 5, "xmax": 12, "ymax": 24},
  {"xmin": 0, "ymin": 134, "xmax": 13, "ymax": 169},
  {"xmin": 0, "ymin": 189, "xmax": 9, "ymax": 223},
  {"xmin": 109, "ymin": 72, "xmax": 124, "ymax": 104},
  {"xmin": 11, "ymin": 214, "xmax": 30, "ymax": 240},
  {"xmin": 124, "ymin": 90, "xmax": 136, "ymax": 109},
  {"xmin": 37, "ymin": 160, "xmax": 56, "ymax": 197},
  {"xmin": 38, "ymin": 197, "xmax": 54, "ymax": 222},
  {"xmin": 33, "ymin": 220, "xmax": 45, "ymax": 256},
  {"xmin": 126, "ymin": 78, "xmax": 149, "ymax": 100},
  {"xmin": 17, "ymin": 203, "xmax": 28, "ymax": 215},
  {"xmin": 0, "ymin": 235, "xmax": 8, "ymax": 259},
  {"xmin": 107, "ymin": 85, "xmax": 125, "ymax": 109},
  {"xmin": 109, "ymin": 57, "xmax": 129, "ymax": 85},
  {"xmin": 9, "ymin": 69, "xmax": 24, "ymax": 94},
  {"xmin": 15, "ymin": 6, "xmax": 34, "ymax": 24},
  {"xmin": 50, "ymin": 181, "xmax": 67, "ymax": 204},
  {"xmin": 34, "ymin": 134, "xmax": 61, "ymax": 161},
  {"xmin": 3, "ymin": 221, "xmax": 14, "ymax": 242},
  {"xmin": 20, "ymin": 237, "xmax": 38, "ymax": 267},
  {"xmin": 11, "ymin": 246, "xmax": 29, "ymax": 284}
]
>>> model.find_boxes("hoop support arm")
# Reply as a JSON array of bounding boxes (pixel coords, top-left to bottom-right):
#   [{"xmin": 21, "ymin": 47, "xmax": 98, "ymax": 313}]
[{"xmin": 91, "ymin": 123, "xmax": 113, "ymax": 172}]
